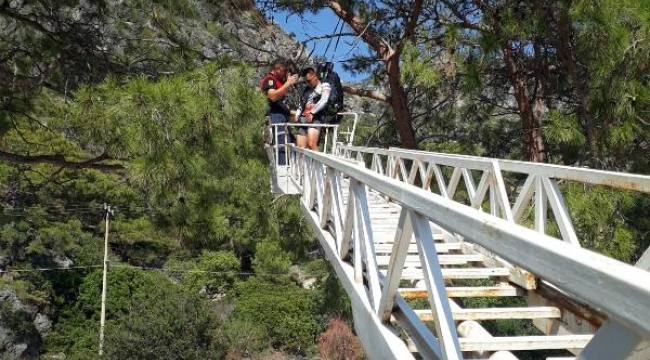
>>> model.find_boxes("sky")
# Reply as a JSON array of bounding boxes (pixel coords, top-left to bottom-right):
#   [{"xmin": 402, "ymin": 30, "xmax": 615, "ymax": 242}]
[{"xmin": 273, "ymin": 9, "xmax": 369, "ymax": 82}]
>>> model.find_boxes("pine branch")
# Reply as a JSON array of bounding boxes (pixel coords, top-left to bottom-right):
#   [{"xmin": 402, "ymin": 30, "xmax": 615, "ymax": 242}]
[
  {"xmin": 441, "ymin": 0, "xmax": 490, "ymax": 32},
  {"xmin": 0, "ymin": 151, "xmax": 125, "ymax": 173}
]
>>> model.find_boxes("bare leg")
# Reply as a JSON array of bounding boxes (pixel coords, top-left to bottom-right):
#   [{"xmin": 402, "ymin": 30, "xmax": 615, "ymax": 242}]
[
  {"xmin": 307, "ymin": 128, "xmax": 320, "ymax": 151},
  {"xmin": 296, "ymin": 133, "xmax": 308, "ymax": 148}
]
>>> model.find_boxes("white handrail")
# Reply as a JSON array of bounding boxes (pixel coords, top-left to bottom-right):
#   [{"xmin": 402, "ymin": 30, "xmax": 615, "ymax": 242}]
[
  {"xmin": 336, "ymin": 145, "xmax": 650, "ymax": 246},
  {"xmin": 292, "ymin": 145, "xmax": 650, "ymax": 338},
  {"xmin": 336, "ymin": 112, "xmax": 359, "ymax": 146},
  {"xmin": 340, "ymin": 145, "xmax": 650, "ymax": 193},
  {"xmin": 272, "ymin": 141, "xmax": 650, "ymax": 359}
]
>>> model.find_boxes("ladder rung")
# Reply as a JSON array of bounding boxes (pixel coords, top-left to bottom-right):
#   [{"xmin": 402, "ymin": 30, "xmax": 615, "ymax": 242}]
[
  {"xmin": 383, "ymin": 267, "xmax": 510, "ymax": 280},
  {"xmin": 374, "ymin": 242, "xmax": 461, "ymax": 254},
  {"xmin": 442, "ymin": 267, "xmax": 511, "ymax": 278},
  {"xmin": 376, "ymin": 254, "xmax": 483, "ymax": 266},
  {"xmin": 399, "ymin": 286, "xmax": 521, "ymax": 298},
  {"xmin": 415, "ymin": 306, "xmax": 561, "ymax": 321},
  {"xmin": 373, "ymin": 232, "xmax": 445, "ymax": 243},
  {"xmin": 459, "ymin": 335, "xmax": 593, "ymax": 352},
  {"xmin": 366, "ymin": 208, "xmax": 399, "ymax": 214}
]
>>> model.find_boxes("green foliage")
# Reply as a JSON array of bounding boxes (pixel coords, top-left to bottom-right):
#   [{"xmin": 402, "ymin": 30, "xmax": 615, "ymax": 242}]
[
  {"xmin": 62, "ymin": 63, "xmax": 270, "ymax": 251},
  {"xmin": 47, "ymin": 268, "xmax": 227, "ymax": 359},
  {"xmin": 570, "ymin": 0, "xmax": 650, "ymax": 168},
  {"xmin": 461, "ymin": 58, "xmax": 484, "ymax": 91},
  {"xmin": 544, "ymin": 111, "xmax": 587, "ymax": 164},
  {"xmin": 102, "ymin": 279, "xmax": 227, "ymax": 360},
  {"xmin": 110, "ymin": 217, "xmax": 178, "ymax": 266},
  {"xmin": 563, "ymin": 184, "xmax": 638, "ymax": 261},
  {"xmin": 0, "ymin": 0, "xmax": 229, "ymax": 125},
  {"xmin": 224, "ymin": 318, "xmax": 270, "ymax": 354},
  {"xmin": 167, "ymin": 250, "xmax": 240, "ymax": 295},
  {"xmin": 275, "ymin": 198, "xmax": 315, "ymax": 260},
  {"xmin": 233, "ymin": 277, "xmax": 320, "ymax": 355},
  {"xmin": 401, "ymin": 43, "xmax": 439, "ymax": 87},
  {"xmin": 43, "ymin": 307, "xmax": 99, "ymax": 359},
  {"xmin": 309, "ymin": 264, "xmax": 353, "ymax": 321},
  {"xmin": 253, "ymin": 240, "xmax": 292, "ymax": 276},
  {"xmin": 25, "ymin": 220, "xmax": 83, "ymax": 258}
]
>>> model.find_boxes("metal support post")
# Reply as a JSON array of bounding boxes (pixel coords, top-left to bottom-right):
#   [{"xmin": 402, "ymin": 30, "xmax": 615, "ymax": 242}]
[{"xmin": 99, "ymin": 204, "xmax": 114, "ymax": 356}]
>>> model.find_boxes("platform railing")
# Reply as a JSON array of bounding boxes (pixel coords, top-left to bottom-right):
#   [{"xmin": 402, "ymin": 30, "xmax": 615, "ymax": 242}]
[
  {"xmin": 266, "ymin": 113, "xmax": 360, "ymax": 194},
  {"xmin": 288, "ymin": 145, "xmax": 650, "ymax": 360},
  {"xmin": 268, "ymin": 123, "xmax": 339, "ymax": 166},
  {"xmin": 336, "ymin": 145, "xmax": 650, "ymax": 247},
  {"xmin": 267, "ymin": 112, "xmax": 359, "ymax": 167}
]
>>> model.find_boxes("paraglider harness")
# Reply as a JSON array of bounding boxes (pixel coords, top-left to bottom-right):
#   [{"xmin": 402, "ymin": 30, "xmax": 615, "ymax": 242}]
[{"xmin": 315, "ymin": 62, "xmax": 344, "ymax": 124}]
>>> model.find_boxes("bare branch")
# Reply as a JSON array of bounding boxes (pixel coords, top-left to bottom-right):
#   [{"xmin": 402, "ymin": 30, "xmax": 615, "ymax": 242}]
[
  {"xmin": 343, "ymin": 85, "xmax": 389, "ymax": 103},
  {"xmin": 327, "ymin": 1, "xmax": 394, "ymax": 59},
  {"xmin": 302, "ymin": 32, "xmax": 356, "ymax": 43}
]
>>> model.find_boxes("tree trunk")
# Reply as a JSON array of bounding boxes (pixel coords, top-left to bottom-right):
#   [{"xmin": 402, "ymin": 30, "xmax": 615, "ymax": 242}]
[
  {"xmin": 502, "ymin": 42, "xmax": 547, "ymax": 162},
  {"xmin": 386, "ymin": 53, "xmax": 417, "ymax": 149},
  {"xmin": 555, "ymin": 6, "xmax": 597, "ymax": 162},
  {"xmin": 328, "ymin": 1, "xmax": 418, "ymax": 149}
]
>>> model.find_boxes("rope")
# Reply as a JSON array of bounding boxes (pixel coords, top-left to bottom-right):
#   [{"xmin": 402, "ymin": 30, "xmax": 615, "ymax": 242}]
[
  {"xmin": 323, "ymin": 18, "xmax": 342, "ymax": 61},
  {"xmin": 331, "ymin": 19, "xmax": 345, "ymax": 63}
]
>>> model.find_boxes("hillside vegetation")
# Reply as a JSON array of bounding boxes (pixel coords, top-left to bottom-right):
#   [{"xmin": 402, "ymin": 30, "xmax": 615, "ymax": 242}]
[
  {"xmin": 3, "ymin": 0, "xmax": 650, "ymax": 359},
  {"xmin": 0, "ymin": 1, "xmax": 359, "ymax": 359}
]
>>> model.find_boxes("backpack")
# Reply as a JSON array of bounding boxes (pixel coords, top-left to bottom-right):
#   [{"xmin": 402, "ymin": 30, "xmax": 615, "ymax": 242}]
[{"xmin": 316, "ymin": 62, "xmax": 344, "ymax": 124}]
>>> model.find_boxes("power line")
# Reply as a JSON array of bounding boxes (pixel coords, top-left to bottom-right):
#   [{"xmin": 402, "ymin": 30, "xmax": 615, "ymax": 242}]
[
  {"xmin": 0, "ymin": 264, "xmax": 294, "ymax": 277},
  {"xmin": 0, "ymin": 265, "xmax": 104, "ymax": 273}
]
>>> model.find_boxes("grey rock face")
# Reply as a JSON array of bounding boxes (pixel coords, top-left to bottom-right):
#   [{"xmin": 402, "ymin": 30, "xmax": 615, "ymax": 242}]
[
  {"xmin": 0, "ymin": 289, "xmax": 44, "ymax": 360},
  {"xmin": 52, "ymin": 254, "xmax": 73, "ymax": 269},
  {"xmin": 0, "ymin": 255, "xmax": 8, "ymax": 271},
  {"xmin": 33, "ymin": 313, "xmax": 52, "ymax": 334}
]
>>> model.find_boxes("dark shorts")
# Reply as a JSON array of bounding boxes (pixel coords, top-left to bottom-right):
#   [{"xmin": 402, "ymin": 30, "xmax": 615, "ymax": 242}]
[{"xmin": 296, "ymin": 116, "xmax": 323, "ymax": 136}]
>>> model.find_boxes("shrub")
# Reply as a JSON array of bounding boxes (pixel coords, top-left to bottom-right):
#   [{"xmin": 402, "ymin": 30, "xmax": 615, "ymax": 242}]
[{"xmin": 317, "ymin": 316, "xmax": 364, "ymax": 360}]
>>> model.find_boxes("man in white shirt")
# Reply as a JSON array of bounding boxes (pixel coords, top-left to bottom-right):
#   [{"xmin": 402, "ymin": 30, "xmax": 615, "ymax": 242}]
[{"xmin": 294, "ymin": 66, "xmax": 331, "ymax": 151}]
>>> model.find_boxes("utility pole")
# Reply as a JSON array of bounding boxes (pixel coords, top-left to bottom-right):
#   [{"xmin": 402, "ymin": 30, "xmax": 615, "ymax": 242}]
[{"xmin": 99, "ymin": 204, "xmax": 114, "ymax": 356}]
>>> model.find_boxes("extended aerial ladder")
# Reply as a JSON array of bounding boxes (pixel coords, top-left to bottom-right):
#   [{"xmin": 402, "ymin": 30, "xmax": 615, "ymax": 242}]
[{"xmin": 265, "ymin": 113, "xmax": 650, "ymax": 360}]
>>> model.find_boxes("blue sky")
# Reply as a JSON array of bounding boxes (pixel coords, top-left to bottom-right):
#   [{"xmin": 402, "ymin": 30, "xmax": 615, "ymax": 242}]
[{"xmin": 274, "ymin": 9, "xmax": 369, "ymax": 82}]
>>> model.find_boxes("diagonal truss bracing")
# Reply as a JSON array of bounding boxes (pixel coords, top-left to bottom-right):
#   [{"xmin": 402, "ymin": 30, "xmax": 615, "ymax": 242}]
[{"xmin": 278, "ymin": 144, "xmax": 650, "ymax": 360}]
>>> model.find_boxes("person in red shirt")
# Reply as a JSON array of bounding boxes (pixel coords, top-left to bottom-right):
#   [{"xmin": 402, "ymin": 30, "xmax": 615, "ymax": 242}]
[{"xmin": 260, "ymin": 58, "xmax": 298, "ymax": 165}]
